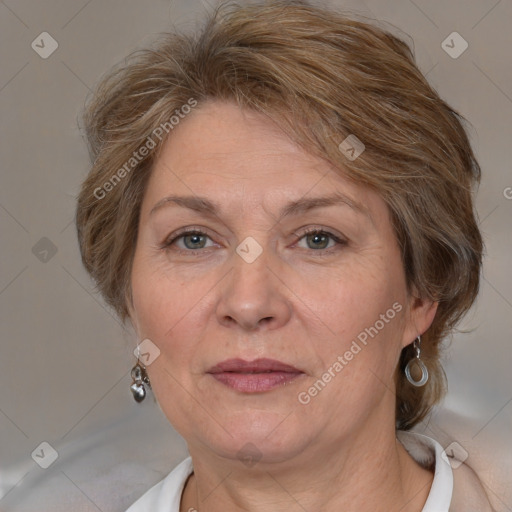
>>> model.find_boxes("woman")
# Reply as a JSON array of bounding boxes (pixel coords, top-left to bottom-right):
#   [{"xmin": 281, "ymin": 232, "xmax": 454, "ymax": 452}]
[{"xmin": 75, "ymin": 1, "xmax": 494, "ymax": 510}]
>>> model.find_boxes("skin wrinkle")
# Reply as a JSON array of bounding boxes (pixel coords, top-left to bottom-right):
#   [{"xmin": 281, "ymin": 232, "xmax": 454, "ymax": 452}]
[{"xmin": 128, "ymin": 101, "xmax": 437, "ymax": 512}]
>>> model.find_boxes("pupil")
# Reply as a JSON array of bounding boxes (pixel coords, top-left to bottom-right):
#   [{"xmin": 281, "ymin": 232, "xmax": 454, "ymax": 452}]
[
  {"xmin": 186, "ymin": 234, "xmax": 204, "ymax": 249},
  {"xmin": 310, "ymin": 233, "xmax": 327, "ymax": 249}
]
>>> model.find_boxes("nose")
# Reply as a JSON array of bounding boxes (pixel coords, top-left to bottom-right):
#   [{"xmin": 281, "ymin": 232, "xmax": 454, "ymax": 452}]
[{"xmin": 215, "ymin": 242, "xmax": 292, "ymax": 332}]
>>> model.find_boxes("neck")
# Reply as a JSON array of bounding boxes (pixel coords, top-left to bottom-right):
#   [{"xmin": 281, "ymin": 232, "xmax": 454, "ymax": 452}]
[{"xmin": 180, "ymin": 424, "xmax": 433, "ymax": 512}]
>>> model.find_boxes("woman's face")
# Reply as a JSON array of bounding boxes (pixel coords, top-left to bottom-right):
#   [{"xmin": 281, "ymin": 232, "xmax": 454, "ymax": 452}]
[{"xmin": 129, "ymin": 100, "xmax": 436, "ymax": 464}]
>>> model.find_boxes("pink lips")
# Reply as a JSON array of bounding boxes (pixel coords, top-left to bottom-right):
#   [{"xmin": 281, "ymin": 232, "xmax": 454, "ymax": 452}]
[{"xmin": 207, "ymin": 358, "xmax": 304, "ymax": 392}]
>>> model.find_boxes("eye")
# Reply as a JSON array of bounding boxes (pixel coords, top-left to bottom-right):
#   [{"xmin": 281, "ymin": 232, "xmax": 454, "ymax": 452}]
[
  {"xmin": 160, "ymin": 228, "xmax": 215, "ymax": 253},
  {"xmin": 160, "ymin": 226, "xmax": 347, "ymax": 255},
  {"xmin": 295, "ymin": 228, "xmax": 347, "ymax": 253}
]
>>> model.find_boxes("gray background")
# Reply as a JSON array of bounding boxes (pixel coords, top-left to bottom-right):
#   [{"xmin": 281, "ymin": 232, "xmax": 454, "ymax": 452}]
[{"xmin": 0, "ymin": 0, "xmax": 511, "ymax": 510}]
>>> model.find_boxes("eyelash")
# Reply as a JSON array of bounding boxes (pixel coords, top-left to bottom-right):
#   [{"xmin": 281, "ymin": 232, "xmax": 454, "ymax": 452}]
[{"xmin": 160, "ymin": 226, "xmax": 347, "ymax": 256}]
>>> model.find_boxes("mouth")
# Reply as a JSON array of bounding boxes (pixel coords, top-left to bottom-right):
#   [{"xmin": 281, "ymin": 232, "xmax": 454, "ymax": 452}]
[{"xmin": 207, "ymin": 358, "xmax": 305, "ymax": 393}]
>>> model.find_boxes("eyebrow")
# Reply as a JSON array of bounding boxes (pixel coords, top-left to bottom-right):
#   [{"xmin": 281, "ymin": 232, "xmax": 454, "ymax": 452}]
[{"xmin": 149, "ymin": 192, "xmax": 370, "ymax": 222}]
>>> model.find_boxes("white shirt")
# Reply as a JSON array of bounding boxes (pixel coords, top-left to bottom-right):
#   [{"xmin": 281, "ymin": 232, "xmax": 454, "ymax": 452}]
[{"xmin": 125, "ymin": 431, "xmax": 452, "ymax": 511}]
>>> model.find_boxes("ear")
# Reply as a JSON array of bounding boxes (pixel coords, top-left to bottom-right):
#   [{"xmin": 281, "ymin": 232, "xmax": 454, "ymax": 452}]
[{"xmin": 401, "ymin": 290, "xmax": 438, "ymax": 348}]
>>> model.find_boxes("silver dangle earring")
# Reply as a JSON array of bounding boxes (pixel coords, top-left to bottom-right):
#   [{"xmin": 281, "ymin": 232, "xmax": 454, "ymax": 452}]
[
  {"xmin": 405, "ymin": 335, "xmax": 429, "ymax": 387},
  {"xmin": 130, "ymin": 359, "xmax": 151, "ymax": 403}
]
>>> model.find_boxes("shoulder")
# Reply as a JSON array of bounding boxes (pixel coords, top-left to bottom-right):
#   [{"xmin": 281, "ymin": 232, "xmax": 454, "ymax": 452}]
[
  {"xmin": 397, "ymin": 430, "xmax": 495, "ymax": 512},
  {"xmin": 124, "ymin": 457, "xmax": 194, "ymax": 512},
  {"xmin": 450, "ymin": 463, "xmax": 495, "ymax": 512}
]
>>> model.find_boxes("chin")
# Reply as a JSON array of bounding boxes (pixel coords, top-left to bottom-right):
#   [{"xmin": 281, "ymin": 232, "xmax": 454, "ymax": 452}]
[{"xmin": 201, "ymin": 412, "xmax": 311, "ymax": 464}]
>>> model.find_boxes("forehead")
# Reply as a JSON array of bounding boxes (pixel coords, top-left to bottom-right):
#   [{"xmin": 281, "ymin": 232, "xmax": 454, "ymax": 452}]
[
  {"xmin": 152, "ymin": 101, "xmax": 324, "ymax": 182},
  {"xmin": 140, "ymin": 100, "xmax": 384, "ymax": 224}
]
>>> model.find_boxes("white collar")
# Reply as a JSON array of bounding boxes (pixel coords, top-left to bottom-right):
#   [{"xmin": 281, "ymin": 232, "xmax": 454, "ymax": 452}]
[{"xmin": 397, "ymin": 430, "xmax": 453, "ymax": 511}]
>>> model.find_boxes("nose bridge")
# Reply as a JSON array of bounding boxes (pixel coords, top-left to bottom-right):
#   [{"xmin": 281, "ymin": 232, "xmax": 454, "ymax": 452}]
[
  {"xmin": 216, "ymin": 235, "xmax": 291, "ymax": 331},
  {"xmin": 234, "ymin": 235, "xmax": 271, "ymax": 287}
]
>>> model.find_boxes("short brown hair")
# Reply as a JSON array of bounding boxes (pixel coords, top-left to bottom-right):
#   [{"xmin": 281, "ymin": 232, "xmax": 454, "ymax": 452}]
[{"xmin": 75, "ymin": 0, "xmax": 483, "ymax": 429}]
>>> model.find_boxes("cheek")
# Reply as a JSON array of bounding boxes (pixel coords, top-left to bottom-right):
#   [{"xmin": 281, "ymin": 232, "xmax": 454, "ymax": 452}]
[
  {"xmin": 130, "ymin": 257, "xmax": 214, "ymax": 369},
  {"xmin": 131, "ymin": 253, "xmax": 187, "ymax": 332},
  {"xmin": 303, "ymin": 256, "xmax": 401, "ymax": 331},
  {"xmin": 303, "ymin": 256, "xmax": 406, "ymax": 379}
]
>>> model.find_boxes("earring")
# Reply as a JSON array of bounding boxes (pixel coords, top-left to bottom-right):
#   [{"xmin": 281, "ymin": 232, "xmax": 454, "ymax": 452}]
[
  {"xmin": 405, "ymin": 336, "xmax": 429, "ymax": 387},
  {"xmin": 130, "ymin": 359, "xmax": 151, "ymax": 402}
]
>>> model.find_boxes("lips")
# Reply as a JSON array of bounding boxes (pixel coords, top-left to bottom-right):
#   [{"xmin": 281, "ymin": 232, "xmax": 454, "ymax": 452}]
[
  {"xmin": 207, "ymin": 358, "xmax": 304, "ymax": 393},
  {"xmin": 208, "ymin": 358, "xmax": 302, "ymax": 374}
]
